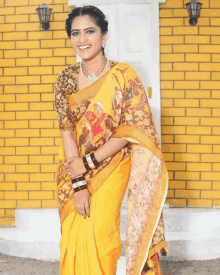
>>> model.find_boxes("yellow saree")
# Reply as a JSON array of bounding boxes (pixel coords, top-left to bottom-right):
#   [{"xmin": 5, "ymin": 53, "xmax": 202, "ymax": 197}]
[{"xmin": 55, "ymin": 61, "xmax": 169, "ymax": 275}]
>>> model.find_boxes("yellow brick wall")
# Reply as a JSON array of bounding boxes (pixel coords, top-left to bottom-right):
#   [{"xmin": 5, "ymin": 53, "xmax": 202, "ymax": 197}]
[
  {"xmin": 0, "ymin": 0, "xmax": 75, "ymax": 226},
  {"xmin": 1, "ymin": 0, "xmax": 220, "ymax": 226},
  {"xmin": 160, "ymin": 0, "xmax": 220, "ymax": 208}
]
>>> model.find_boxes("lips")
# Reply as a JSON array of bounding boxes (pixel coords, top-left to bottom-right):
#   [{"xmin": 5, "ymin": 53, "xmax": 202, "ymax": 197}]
[{"xmin": 78, "ymin": 45, "xmax": 91, "ymax": 50}]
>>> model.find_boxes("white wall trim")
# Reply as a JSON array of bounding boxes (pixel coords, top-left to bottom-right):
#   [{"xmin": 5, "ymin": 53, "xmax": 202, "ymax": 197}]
[{"xmin": 68, "ymin": 0, "xmax": 166, "ymax": 6}]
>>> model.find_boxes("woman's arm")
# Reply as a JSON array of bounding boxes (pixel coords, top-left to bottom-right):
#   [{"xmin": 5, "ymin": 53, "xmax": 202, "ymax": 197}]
[{"xmin": 61, "ymin": 130, "xmax": 79, "ymax": 160}]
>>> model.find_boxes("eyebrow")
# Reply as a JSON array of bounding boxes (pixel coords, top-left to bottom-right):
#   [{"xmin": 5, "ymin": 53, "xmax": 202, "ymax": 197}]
[{"xmin": 71, "ymin": 27, "xmax": 97, "ymax": 32}]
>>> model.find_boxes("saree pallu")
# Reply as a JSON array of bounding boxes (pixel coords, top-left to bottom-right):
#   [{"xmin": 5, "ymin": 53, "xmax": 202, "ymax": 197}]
[{"xmin": 56, "ymin": 62, "xmax": 169, "ymax": 275}]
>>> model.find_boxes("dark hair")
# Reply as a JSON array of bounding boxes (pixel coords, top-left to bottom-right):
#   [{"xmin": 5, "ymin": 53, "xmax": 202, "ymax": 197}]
[{"xmin": 65, "ymin": 6, "xmax": 108, "ymax": 56}]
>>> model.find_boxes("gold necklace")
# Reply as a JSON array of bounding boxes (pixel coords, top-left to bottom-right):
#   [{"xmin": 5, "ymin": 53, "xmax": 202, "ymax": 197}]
[{"xmin": 80, "ymin": 57, "xmax": 109, "ymax": 83}]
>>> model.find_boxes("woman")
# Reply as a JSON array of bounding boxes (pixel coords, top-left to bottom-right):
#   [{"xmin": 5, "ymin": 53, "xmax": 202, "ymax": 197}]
[{"xmin": 55, "ymin": 6, "xmax": 169, "ymax": 275}]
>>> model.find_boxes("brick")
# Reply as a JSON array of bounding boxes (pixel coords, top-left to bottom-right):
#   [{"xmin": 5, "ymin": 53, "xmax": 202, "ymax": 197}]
[
  {"xmin": 17, "ymin": 182, "xmax": 41, "ymax": 190},
  {"xmin": 16, "ymin": 129, "xmax": 39, "ymax": 138},
  {"xmin": 166, "ymin": 162, "xmax": 185, "ymax": 171},
  {"xmin": 0, "ymin": 209, "xmax": 4, "ymax": 217},
  {"xmin": 167, "ymin": 190, "xmax": 174, "ymax": 198},
  {"xmin": 16, "ymin": 6, "xmax": 37, "ymax": 14},
  {"xmin": 29, "ymin": 49, "xmax": 53, "ymax": 58},
  {"xmin": 3, "ymin": 32, "xmax": 26, "ymax": 41},
  {"xmin": 211, "ymin": 18, "xmax": 220, "ymax": 26},
  {"xmin": 201, "ymin": 99, "xmax": 220, "ymax": 108},
  {"xmin": 174, "ymin": 99, "xmax": 199, "ymax": 108},
  {"xmin": 175, "ymin": 135, "xmax": 199, "ymax": 144},
  {"xmin": 41, "ymin": 75, "xmax": 58, "ymax": 84},
  {"xmin": 201, "ymin": 136, "xmax": 220, "ymax": 144},
  {"xmin": 42, "ymin": 200, "xmax": 58, "ymax": 208},
  {"xmin": 213, "ymin": 182, "xmax": 220, "ymax": 189},
  {"xmin": 160, "ymin": 54, "xmax": 184, "ymax": 62},
  {"xmin": 0, "ymin": 218, "xmax": 15, "ymax": 226},
  {"xmin": 6, "ymin": 14, "xmax": 28, "ymax": 23},
  {"xmin": 211, "ymin": 36, "xmax": 220, "ymax": 44},
  {"xmin": 30, "ymin": 138, "xmax": 54, "ymax": 146},
  {"xmin": 5, "ymin": 209, "xmax": 15, "ymax": 217},
  {"xmin": 0, "ymin": 165, "xmax": 15, "ymax": 173},
  {"xmin": 41, "ymin": 164, "xmax": 57, "ymax": 172},
  {"xmin": 16, "ymin": 58, "xmax": 39, "ymax": 66},
  {"xmin": 16, "ymin": 41, "xmax": 40, "ymax": 49},
  {"xmin": 5, "ymin": 138, "xmax": 28, "ymax": 146},
  {"xmin": 186, "ymin": 90, "xmax": 210, "ymax": 99},
  {"xmin": 16, "ymin": 76, "xmax": 40, "ymax": 84},
  {"xmin": 162, "ymin": 144, "xmax": 186, "ymax": 153},
  {"xmin": 186, "ymin": 72, "xmax": 210, "ymax": 80},
  {"xmin": 0, "ymin": 130, "xmax": 14, "ymax": 137},
  {"xmin": 17, "ymin": 200, "xmax": 41, "ymax": 208},
  {"xmin": 5, "ymin": 103, "xmax": 28, "ymax": 111},
  {"xmin": 200, "ymin": 27, "xmax": 220, "ymax": 35},
  {"xmin": 174, "ymin": 117, "xmax": 199, "ymax": 126},
  {"xmin": 213, "ymin": 164, "xmax": 220, "ymax": 171},
  {"xmin": 160, "ymin": 1, "xmax": 183, "ymax": 8},
  {"xmin": 4, "ymin": 50, "xmax": 27, "ymax": 58},
  {"xmin": 4, "ymin": 67, "xmax": 27, "ymax": 76},
  {"xmin": 201, "ymin": 190, "xmax": 220, "ymax": 198},
  {"xmin": 55, "ymin": 138, "xmax": 62, "ymax": 146},
  {"xmin": 0, "ymin": 200, "xmax": 16, "ymax": 208},
  {"xmin": 162, "ymin": 126, "xmax": 185, "ymax": 135},
  {"xmin": 174, "ymin": 45, "xmax": 198, "ymax": 53},
  {"xmin": 213, "ymin": 145, "xmax": 220, "ymax": 153},
  {"xmin": 160, "ymin": 45, "xmax": 172, "ymax": 53},
  {"xmin": 0, "ymin": 77, "xmax": 15, "ymax": 85},
  {"xmin": 159, "ymin": 9, "xmax": 173, "ymax": 17},
  {"xmin": 0, "ymin": 147, "xmax": 15, "ymax": 155},
  {"xmin": 160, "ymin": 27, "xmax": 172, "ymax": 36},
  {"xmin": 186, "ymin": 54, "xmax": 211, "ymax": 62},
  {"xmin": 5, "ymin": 121, "xmax": 28, "ymax": 129},
  {"xmin": 16, "ymin": 94, "xmax": 40, "ymax": 102},
  {"xmin": 174, "ymin": 81, "xmax": 199, "ymax": 89},
  {"xmin": 201, "ymin": 118, "xmax": 220, "ymax": 126},
  {"xmin": 41, "ymin": 129, "xmax": 61, "ymax": 137},
  {"xmin": 0, "ymin": 94, "xmax": 15, "ymax": 102},
  {"xmin": 53, "ymin": 31, "xmax": 67, "ymax": 39},
  {"xmin": 16, "ymin": 111, "xmax": 40, "ymax": 120},
  {"xmin": 213, "ymin": 200, "xmax": 220, "ymax": 207},
  {"xmin": 213, "ymin": 127, "xmax": 220, "ymax": 135},
  {"xmin": 165, "ymin": 199, "xmax": 186, "ymax": 207},
  {"xmin": 41, "ymin": 93, "xmax": 54, "ymax": 101},
  {"xmin": 4, "ymin": 85, "xmax": 28, "ymax": 94},
  {"xmin": 29, "ymin": 84, "xmax": 53, "ymax": 93},
  {"xmin": 4, "ymin": 191, "xmax": 28, "ymax": 200},
  {"xmin": 5, "ymin": 0, "xmax": 28, "ymax": 5},
  {"xmin": 173, "ymin": 63, "xmax": 198, "ymax": 71},
  {"xmin": 0, "ymin": 182, "xmax": 15, "ymax": 190},
  {"xmin": 160, "ymin": 18, "xmax": 183, "ymax": 27},
  {"xmin": 176, "ymin": 190, "xmax": 200, "ymax": 198},
  {"xmin": 0, "ymin": 23, "xmax": 15, "ymax": 32},
  {"xmin": 213, "ymin": 109, "xmax": 220, "ymax": 116},
  {"xmin": 200, "ymin": 9, "xmax": 220, "ymax": 17},
  {"xmin": 29, "ymin": 190, "xmax": 53, "ymax": 199},
  {"xmin": 29, "ymin": 66, "xmax": 53, "ymax": 75},
  {"xmin": 160, "ymin": 81, "xmax": 173, "ymax": 89},
  {"xmin": 1, "ymin": 59, "xmax": 15, "ymax": 67},
  {"xmin": 16, "ymin": 23, "xmax": 40, "ymax": 32},
  {"xmin": 16, "ymin": 147, "xmax": 40, "ymax": 155},
  {"xmin": 30, "ymin": 103, "xmax": 53, "ymax": 111},
  {"xmin": 185, "ymin": 18, "xmax": 209, "ymax": 26},
  {"xmin": 16, "ymin": 165, "xmax": 40, "ymax": 173},
  {"xmin": 161, "ymin": 72, "xmax": 184, "ymax": 81},
  {"xmin": 201, "ymin": 154, "xmax": 220, "ymax": 162},
  {"xmin": 30, "ymin": 120, "xmax": 53, "ymax": 128},
  {"xmin": 187, "ymin": 126, "xmax": 211, "ymax": 135},
  {"xmin": 29, "ymin": 155, "xmax": 53, "ymax": 164},
  {"xmin": 173, "ymin": 8, "xmax": 188, "ymax": 17},
  {"xmin": 187, "ymin": 108, "xmax": 211, "ymax": 117},
  {"xmin": 0, "ymin": 41, "xmax": 15, "ymax": 49},
  {"xmin": 187, "ymin": 163, "xmax": 211, "ymax": 172},
  {"xmin": 188, "ymin": 200, "xmax": 212, "ymax": 207},
  {"xmin": 160, "ymin": 63, "xmax": 172, "ymax": 71},
  {"xmin": 41, "ymin": 182, "xmax": 56, "ymax": 190},
  {"xmin": 175, "ymin": 153, "xmax": 200, "ymax": 162},
  {"xmin": 173, "ymin": 27, "xmax": 198, "ymax": 35},
  {"xmin": 5, "ymin": 173, "xmax": 29, "ymax": 181},
  {"xmin": 161, "ymin": 117, "xmax": 174, "ymax": 125},
  {"xmin": 28, "ymin": 31, "xmax": 52, "ymax": 40},
  {"xmin": 200, "ymin": 45, "xmax": 220, "ymax": 53},
  {"xmin": 187, "ymin": 144, "xmax": 212, "ymax": 153},
  {"xmin": 163, "ymin": 153, "xmax": 174, "ymax": 161},
  {"xmin": 169, "ymin": 181, "xmax": 186, "ymax": 189},
  {"xmin": 212, "ymin": 73, "xmax": 220, "ymax": 80},
  {"xmin": 185, "ymin": 35, "xmax": 210, "ymax": 44},
  {"xmin": 41, "ymin": 39, "xmax": 65, "ymax": 49},
  {"xmin": 213, "ymin": 54, "xmax": 220, "ymax": 62},
  {"xmin": 210, "ymin": 0, "xmax": 220, "ymax": 8},
  {"xmin": 0, "ymin": 7, "xmax": 14, "ymax": 15}
]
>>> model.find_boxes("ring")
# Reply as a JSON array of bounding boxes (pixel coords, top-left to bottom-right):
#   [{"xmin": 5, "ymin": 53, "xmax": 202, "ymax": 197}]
[{"xmin": 68, "ymin": 172, "xmax": 71, "ymax": 175}]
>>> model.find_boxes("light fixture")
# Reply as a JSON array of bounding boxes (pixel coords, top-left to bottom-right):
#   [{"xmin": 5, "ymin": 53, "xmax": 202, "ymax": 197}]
[
  {"xmin": 36, "ymin": 3, "xmax": 52, "ymax": 30},
  {"xmin": 186, "ymin": 0, "xmax": 202, "ymax": 26}
]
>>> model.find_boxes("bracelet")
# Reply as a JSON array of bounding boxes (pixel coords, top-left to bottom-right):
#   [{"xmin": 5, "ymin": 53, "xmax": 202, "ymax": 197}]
[
  {"xmin": 83, "ymin": 153, "xmax": 99, "ymax": 171},
  {"xmin": 71, "ymin": 176, "xmax": 87, "ymax": 192},
  {"xmin": 74, "ymin": 184, "xmax": 88, "ymax": 193}
]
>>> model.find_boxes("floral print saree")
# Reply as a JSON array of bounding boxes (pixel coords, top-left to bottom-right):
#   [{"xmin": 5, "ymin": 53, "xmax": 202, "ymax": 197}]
[{"xmin": 55, "ymin": 61, "xmax": 169, "ymax": 275}]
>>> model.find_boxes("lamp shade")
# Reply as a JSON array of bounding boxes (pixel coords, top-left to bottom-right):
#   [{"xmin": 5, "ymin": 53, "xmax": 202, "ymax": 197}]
[
  {"xmin": 36, "ymin": 3, "xmax": 52, "ymax": 23},
  {"xmin": 186, "ymin": 1, "xmax": 202, "ymax": 18}
]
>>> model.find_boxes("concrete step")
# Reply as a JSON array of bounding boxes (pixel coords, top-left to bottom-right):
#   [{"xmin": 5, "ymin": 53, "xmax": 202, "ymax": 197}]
[{"xmin": 0, "ymin": 207, "xmax": 220, "ymax": 261}]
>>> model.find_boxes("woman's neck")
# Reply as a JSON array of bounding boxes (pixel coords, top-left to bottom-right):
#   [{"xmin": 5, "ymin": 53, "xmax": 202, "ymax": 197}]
[{"xmin": 81, "ymin": 53, "xmax": 105, "ymax": 75}]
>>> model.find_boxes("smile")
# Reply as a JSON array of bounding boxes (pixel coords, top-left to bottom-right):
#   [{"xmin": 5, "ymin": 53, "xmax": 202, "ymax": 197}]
[{"xmin": 78, "ymin": 45, "xmax": 91, "ymax": 50}]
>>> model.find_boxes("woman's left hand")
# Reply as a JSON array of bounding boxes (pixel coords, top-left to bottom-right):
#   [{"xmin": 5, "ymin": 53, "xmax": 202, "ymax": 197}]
[{"xmin": 64, "ymin": 157, "xmax": 87, "ymax": 179}]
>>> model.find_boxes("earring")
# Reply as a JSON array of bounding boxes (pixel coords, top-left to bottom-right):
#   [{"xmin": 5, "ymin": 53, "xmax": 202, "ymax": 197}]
[{"xmin": 102, "ymin": 41, "xmax": 106, "ymax": 48}]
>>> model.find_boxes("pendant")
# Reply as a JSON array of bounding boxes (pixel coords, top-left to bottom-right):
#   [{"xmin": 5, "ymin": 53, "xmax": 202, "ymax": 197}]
[{"xmin": 88, "ymin": 74, "xmax": 96, "ymax": 82}]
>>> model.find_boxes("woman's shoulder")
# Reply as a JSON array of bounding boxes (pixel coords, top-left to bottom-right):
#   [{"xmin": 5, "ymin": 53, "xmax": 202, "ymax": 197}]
[{"xmin": 56, "ymin": 62, "xmax": 80, "ymax": 81}]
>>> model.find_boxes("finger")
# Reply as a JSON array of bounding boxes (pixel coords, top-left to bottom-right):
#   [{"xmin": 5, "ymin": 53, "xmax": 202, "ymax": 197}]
[
  {"xmin": 79, "ymin": 206, "xmax": 86, "ymax": 219},
  {"xmin": 84, "ymin": 201, "xmax": 90, "ymax": 217}
]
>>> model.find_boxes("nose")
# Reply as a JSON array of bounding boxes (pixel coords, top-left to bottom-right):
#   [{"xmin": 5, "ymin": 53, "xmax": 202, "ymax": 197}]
[{"xmin": 79, "ymin": 32, "xmax": 87, "ymax": 44}]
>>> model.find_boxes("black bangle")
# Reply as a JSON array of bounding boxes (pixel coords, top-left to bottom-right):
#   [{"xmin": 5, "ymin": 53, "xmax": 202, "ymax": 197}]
[
  {"xmin": 83, "ymin": 156, "xmax": 91, "ymax": 171},
  {"xmin": 71, "ymin": 176, "xmax": 85, "ymax": 184},
  {"xmin": 74, "ymin": 184, "xmax": 88, "ymax": 193},
  {"xmin": 90, "ymin": 153, "xmax": 99, "ymax": 167}
]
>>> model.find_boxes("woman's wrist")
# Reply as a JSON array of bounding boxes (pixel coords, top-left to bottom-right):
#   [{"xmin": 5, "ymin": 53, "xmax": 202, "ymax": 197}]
[{"xmin": 83, "ymin": 152, "xmax": 100, "ymax": 171}]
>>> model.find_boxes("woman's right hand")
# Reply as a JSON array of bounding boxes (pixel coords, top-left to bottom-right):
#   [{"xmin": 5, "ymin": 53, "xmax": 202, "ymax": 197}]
[{"xmin": 74, "ymin": 188, "xmax": 91, "ymax": 219}]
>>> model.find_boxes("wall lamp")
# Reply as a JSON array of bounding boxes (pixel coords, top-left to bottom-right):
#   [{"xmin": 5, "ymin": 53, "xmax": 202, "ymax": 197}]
[
  {"xmin": 36, "ymin": 3, "xmax": 52, "ymax": 30},
  {"xmin": 186, "ymin": 0, "xmax": 202, "ymax": 26}
]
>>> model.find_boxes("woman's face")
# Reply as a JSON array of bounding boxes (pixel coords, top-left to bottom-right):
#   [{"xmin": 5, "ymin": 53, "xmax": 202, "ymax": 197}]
[{"xmin": 70, "ymin": 15, "xmax": 107, "ymax": 61}]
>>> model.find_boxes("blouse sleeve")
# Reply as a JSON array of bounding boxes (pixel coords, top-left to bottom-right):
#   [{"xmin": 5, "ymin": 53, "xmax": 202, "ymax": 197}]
[{"xmin": 55, "ymin": 69, "xmax": 76, "ymax": 131}]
